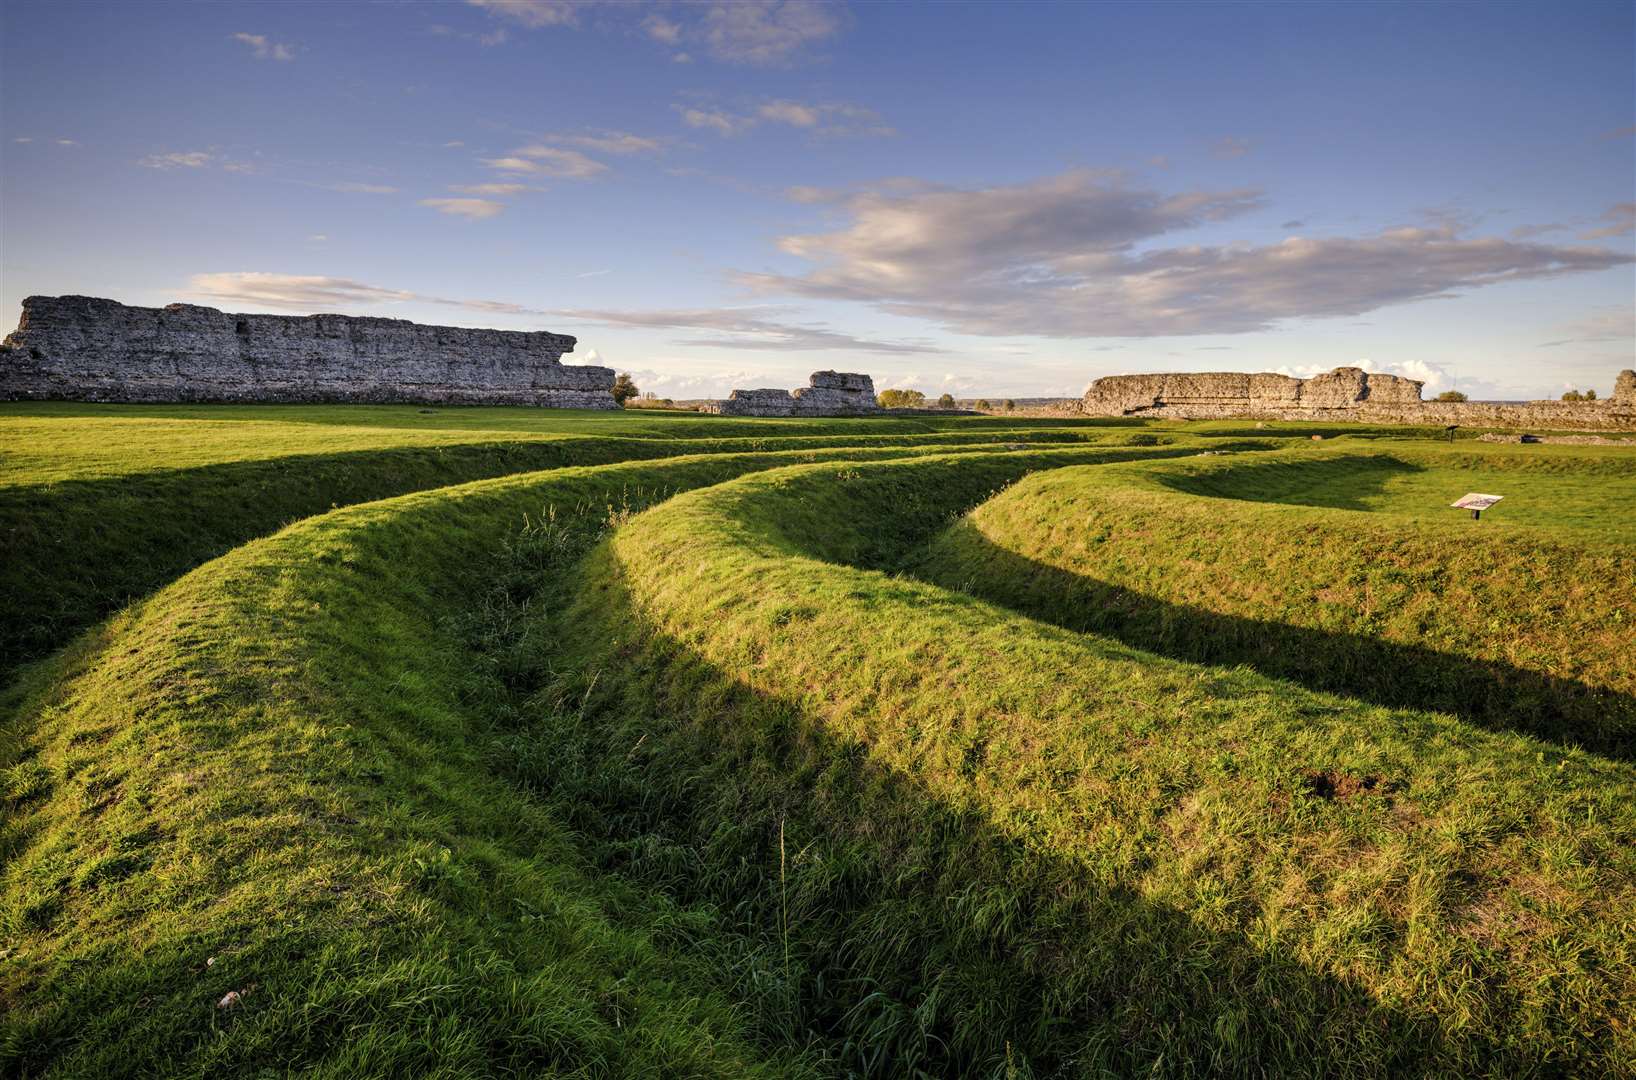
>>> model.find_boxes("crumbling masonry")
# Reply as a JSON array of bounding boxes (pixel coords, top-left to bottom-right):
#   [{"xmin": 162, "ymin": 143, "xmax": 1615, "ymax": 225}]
[{"xmin": 0, "ymin": 295, "xmax": 617, "ymax": 407}]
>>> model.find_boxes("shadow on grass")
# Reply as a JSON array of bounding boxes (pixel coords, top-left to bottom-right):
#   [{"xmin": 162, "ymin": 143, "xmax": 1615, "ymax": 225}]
[
  {"xmin": 0, "ymin": 432, "xmax": 1086, "ymax": 684},
  {"xmin": 908, "ymin": 528, "xmax": 1635, "ymax": 762},
  {"xmin": 1151, "ymin": 453, "xmax": 1425, "ymax": 511},
  {"xmin": 499, "ymin": 549, "xmax": 1556, "ymax": 1077}
]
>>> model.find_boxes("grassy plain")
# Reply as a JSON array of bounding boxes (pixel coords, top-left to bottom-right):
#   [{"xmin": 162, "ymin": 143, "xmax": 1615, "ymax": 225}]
[{"xmin": 1, "ymin": 402, "xmax": 1632, "ymax": 1077}]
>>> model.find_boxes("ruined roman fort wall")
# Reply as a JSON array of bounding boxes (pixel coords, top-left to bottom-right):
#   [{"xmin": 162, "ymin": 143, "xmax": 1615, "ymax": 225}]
[
  {"xmin": 701, "ymin": 370, "xmax": 883, "ymax": 416},
  {"xmin": 1078, "ymin": 366, "xmax": 1636, "ymax": 430},
  {"xmin": 0, "ymin": 295, "xmax": 618, "ymax": 408}
]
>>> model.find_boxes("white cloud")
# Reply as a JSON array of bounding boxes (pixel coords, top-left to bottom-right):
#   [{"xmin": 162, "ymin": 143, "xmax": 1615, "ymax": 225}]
[
  {"xmin": 429, "ymin": 22, "xmax": 508, "ymax": 46},
  {"xmin": 737, "ymin": 169, "xmax": 1633, "ymax": 338},
  {"xmin": 308, "ymin": 234, "xmax": 328, "ymax": 242},
  {"xmin": 677, "ymin": 106, "xmax": 753, "ymax": 137},
  {"xmin": 444, "ymin": 140, "xmax": 466, "ymax": 148},
  {"xmin": 577, "ymin": 269, "xmax": 611, "ymax": 277},
  {"xmin": 554, "ymin": 306, "xmax": 947, "ymax": 354},
  {"xmin": 464, "ymin": 1, "xmax": 582, "ymax": 28},
  {"xmin": 420, "ymin": 197, "xmax": 506, "ymax": 220},
  {"xmin": 468, "ymin": 0, "xmax": 841, "ymax": 65},
  {"xmin": 1580, "ymin": 202, "xmax": 1635, "ymax": 240},
  {"xmin": 548, "ymin": 130, "xmax": 666, "ymax": 155},
  {"xmin": 232, "ymin": 32, "xmax": 294, "ymax": 61},
  {"xmin": 189, "ymin": 272, "xmax": 549, "ymax": 317},
  {"xmin": 643, "ymin": 14, "xmax": 683, "ymax": 44},
  {"xmin": 677, "ymin": 98, "xmax": 890, "ymax": 138},
  {"xmin": 758, "ymin": 100, "xmax": 822, "ymax": 127},
  {"xmin": 483, "ymin": 144, "xmax": 606, "ymax": 177},
  {"xmin": 699, "ymin": 0, "xmax": 842, "ymax": 65},
  {"xmin": 139, "ymin": 151, "xmax": 214, "ymax": 169},
  {"xmin": 193, "ymin": 273, "xmax": 420, "ymax": 309},
  {"xmin": 449, "ymin": 182, "xmax": 535, "ymax": 195},
  {"xmin": 12, "ymin": 137, "xmax": 32, "ymax": 144}
]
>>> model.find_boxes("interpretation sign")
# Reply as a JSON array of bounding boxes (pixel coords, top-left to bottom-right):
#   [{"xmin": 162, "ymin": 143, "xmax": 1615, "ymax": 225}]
[{"xmin": 1451, "ymin": 492, "xmax": 1503, "ymax": 519}]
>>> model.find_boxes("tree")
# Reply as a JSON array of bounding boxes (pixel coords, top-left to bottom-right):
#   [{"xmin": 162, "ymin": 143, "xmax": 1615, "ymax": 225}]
[
  {"xmin": 1003, "ymin": 399, "xmax": 1016, "ymax": 412},
  {"xmin": 1434, "ymin": 390, "xmax": 1468, "ymax": 402},
  {"xmin": 938, "ymin": 393, "xmax": 956, "ymax": 408},
  {"xmin": 1562, "ymin": 390, "xmax": 1585, "ymax": 402},
  {"xmin": 877, "ymin": 388, "xmax": 926, "ymax": 409},
  {"xmin": 975, "ymin": 399, "xmax": 992, "ymax": 411},
  {"xmin": 1587, "ymin": 389, "xmax": 1598, "ymax": 400},
  {"xmin": 612, "ymin": 372, "xmax": 640, "ymax": 406}
]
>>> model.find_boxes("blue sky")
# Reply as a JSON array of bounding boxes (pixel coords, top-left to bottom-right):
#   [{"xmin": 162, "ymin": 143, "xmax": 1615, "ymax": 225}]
[{"xmin": 2, "ymin": 0, "xmax": 1631, "ymax": 400}]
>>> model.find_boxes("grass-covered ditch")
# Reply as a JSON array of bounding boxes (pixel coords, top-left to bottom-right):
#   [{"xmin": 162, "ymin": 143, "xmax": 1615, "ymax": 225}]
[
  {"xmin": 3, "ymin": 411, "xmax": 1632, "ymax": 1077},
  {"xmin": 1, "ymin": 440, "xmax": 1199, "ymax": 1077}
]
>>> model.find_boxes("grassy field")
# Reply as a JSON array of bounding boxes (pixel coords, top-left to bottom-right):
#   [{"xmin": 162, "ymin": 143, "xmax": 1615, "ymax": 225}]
[{"xmin": 2, "ymin": 403, "xmax": 1632, "ymax": 1077}]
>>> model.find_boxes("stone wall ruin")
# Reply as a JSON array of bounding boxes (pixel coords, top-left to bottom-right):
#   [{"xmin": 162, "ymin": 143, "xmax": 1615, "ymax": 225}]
[
  {"xmin": 1078, "ymin": 365, "xmax": 1636, "ymax": 430},
  {"xmin": 702, "ymin": 370, "xmax": 882, "ymax": 417},
  {"xmin": 0, "ymin": 294, "xmax": 618, "ymax": 408}
]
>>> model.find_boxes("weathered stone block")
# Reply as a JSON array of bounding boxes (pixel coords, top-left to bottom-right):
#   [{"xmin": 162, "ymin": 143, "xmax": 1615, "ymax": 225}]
[{"xmin": 704, "ymin": 372, "xmax": 881, "ymax": 417}]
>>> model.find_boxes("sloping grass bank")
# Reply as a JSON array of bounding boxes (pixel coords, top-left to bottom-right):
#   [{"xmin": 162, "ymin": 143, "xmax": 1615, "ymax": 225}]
[
  {"xmin": 537, "ymin": 450, "xmax": 1635, "ymax": 1075},
  {"xmin": 910, "ymin": 445, "xmax": 1636, "ymax": 755},
  {"xmin": 1, "ymin": 442, "xmax": 1185, "ymax": 1076},
  {"xmin": 0, "ymin": 428, "xmax": 1098, "ymax": 682}
]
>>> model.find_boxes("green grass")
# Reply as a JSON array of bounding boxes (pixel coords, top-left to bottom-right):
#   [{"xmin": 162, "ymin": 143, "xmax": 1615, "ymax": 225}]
[
  {"xmin": 552, "ymin": 447, "xmax": 1635, "ymax": 1075},
  {"xmin": 0, "ymin": 402, "xmax": 1125, "ymax": 678},
  {"xmin": 2, "ymin": 404, "xmax": 1633, "ymax": 1077},
  {"xmin": 910, "ymin": 443, "xmax": 1636, "ymax": 752}
]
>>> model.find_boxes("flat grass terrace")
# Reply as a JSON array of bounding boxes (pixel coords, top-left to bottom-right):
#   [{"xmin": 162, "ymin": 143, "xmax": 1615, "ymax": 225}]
[{"xmin": 2, "ymin": 403, "xmax": 1633, "ymax": 1077}]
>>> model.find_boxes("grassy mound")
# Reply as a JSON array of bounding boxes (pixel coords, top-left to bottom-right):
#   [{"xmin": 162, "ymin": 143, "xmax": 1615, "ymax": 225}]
[
  {"xmin": 540, "ymin": 448, "xmax": 1635, "ymax": 1075},
  {"xmin": 1, "ymin": 440, "xmax": 1193, "ymax": 1076},
  {"xmin": 0, "ymin": 409, "xmax": 1110, "ymax": 681},
  {"xmin": 7, "ymin": 404, "xmax": 1633, "ymax": 1077},
  {"xmin": 912, "ymin": 442, "xmax": 1636, "ymax": 754}
]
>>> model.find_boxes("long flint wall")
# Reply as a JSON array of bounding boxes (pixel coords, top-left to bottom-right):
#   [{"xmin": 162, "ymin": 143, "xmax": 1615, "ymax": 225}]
[
  {"xmin": 1079, "ymin": 366, "xmax": 1636, "ymax": 430},
  {"xmin": 0, "ymin": 295, "xmax": 618, "ymax": 408}
]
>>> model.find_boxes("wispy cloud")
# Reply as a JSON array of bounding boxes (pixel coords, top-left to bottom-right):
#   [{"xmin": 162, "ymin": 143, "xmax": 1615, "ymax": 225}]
[
  {"xmin": 316, "ymin": 181, "xmax": 398, "ymax": 194},
  {"xmin": 449, "ymin": 182, "xmax": 535, "ymax": 196},
  {"xmin": 188, "ymin": 272, "xmax": 551, "ymax": 317},
  {"xmin": 139, "ymin": 151, "xmax": 214, "ymax": 169},
  {"xmin": 675, "ymin": 98, "xmax": 890, "ymax": 138},
  {"xmin": 554, "ymin": 306, "xmax": 946, "ymax": 354},
  {"xmin": 1212, "ymin": 136, "xmax": 1252, "ymax": 159},
  {"xmin": 465, "ymin": 0, "xmax": 582, "ymax": 29},
  {"xmin": 482, "ymin": 144, "xmax": 607, "ymax": 177},
  {"xmin": 1580, "ymin": 202, "xmax": 1635, "ymax": 240},
  {"xmin": 420, "ymin": 197, "xmax": 506, "ymax": 220},
  {"xmin": 736, "ymin": 169, "xmax": 1632, "ymax": 338},
  {"xmin": 232, "ymin": 32, "xmax": 294, "ymax": 61},
  {"xmin": 697, "ymin": 0, "xmax": 844, "ymax": 65},
  {"xmin": 467, "ymin": 0, "xmax": 843, "ymax": 66},
  {"xmin": 1537, "ymin": 304, "xmax": 1635, "ymax": 347},
  {"xmin": 428, "ymin": 23, "xmax": 508, "ymax": 46},
  {"xmin": 545, "ymin": 130, "xmax": 666, "ymax": 155}
]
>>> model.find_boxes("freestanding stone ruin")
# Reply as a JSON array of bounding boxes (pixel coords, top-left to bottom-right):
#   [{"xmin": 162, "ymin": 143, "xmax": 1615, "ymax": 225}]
[
  {"xmin": 1078, "ymin": 366, "xmax": 1636, "ymax": 429},
  {"xmin": 0, "ymin": 295, "xmax": 618, "ymax": 407},
  {"xmin": 702, "ymin": 371, "xmax": 881, "ymax": 416}
]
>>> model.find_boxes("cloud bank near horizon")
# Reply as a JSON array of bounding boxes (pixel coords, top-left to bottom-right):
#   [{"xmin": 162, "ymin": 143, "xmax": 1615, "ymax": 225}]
[{"xmin": 738, "ymin": 170, "xmax": 1634, "ymax": 338}]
